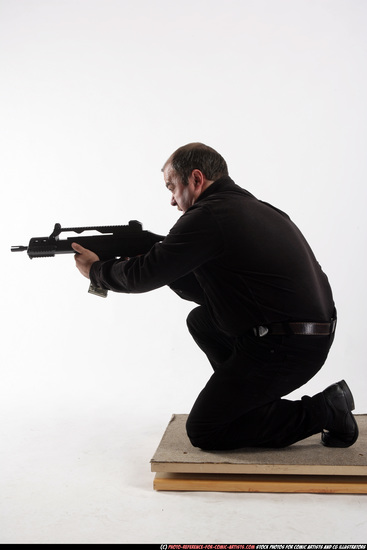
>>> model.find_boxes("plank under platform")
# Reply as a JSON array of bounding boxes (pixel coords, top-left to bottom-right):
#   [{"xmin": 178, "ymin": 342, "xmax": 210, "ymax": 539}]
[{"xmin": 150, "ymin": 414, "xmax": 367, "ymax": 493}]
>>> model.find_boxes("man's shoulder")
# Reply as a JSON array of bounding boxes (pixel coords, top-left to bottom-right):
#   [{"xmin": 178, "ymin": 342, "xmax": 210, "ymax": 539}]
[{"xmin": 206, "ymin": 177, "xmax": 291, "ymax": 221}]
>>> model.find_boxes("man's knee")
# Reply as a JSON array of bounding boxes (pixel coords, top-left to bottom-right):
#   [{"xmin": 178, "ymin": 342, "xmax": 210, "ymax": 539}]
[
  {"xmin": 186, "ymin": 426, "xmax": 208, "ymax": 449},
  {"xmin": 186, "ymin": 306, "xmax": 203, "ymax": 337},
  {"xmin": 186, "ymin": 415, "xmax": 219, "ymax": 450}
]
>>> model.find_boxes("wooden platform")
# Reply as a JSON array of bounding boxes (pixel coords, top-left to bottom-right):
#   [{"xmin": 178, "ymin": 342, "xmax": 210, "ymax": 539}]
[{"xmin": 150, "ymin": 414, "xmax": 367, "ymax": 493}]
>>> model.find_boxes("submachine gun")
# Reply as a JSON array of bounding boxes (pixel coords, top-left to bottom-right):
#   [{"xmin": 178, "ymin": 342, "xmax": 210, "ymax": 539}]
[{"xmin": 11, "ymin": 220, "xmax": 166, "ymax": 297}]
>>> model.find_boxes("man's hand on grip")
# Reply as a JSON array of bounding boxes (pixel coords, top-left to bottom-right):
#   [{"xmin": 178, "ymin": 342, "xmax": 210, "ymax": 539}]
[{"xmin": 72, "ymin": 242, "xmax": 100, "ymax": 279}]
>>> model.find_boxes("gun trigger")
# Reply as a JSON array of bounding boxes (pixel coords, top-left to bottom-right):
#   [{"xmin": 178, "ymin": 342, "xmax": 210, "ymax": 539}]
[{"xmin": 88, "ymin": 283, "xmax": 108, "ymax": 298}]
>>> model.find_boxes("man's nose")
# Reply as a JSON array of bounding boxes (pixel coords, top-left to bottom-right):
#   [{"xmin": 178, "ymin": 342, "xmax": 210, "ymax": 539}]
[{"xmin": 171, "ymin": 195, "xmax": 177, "ymax": 207}]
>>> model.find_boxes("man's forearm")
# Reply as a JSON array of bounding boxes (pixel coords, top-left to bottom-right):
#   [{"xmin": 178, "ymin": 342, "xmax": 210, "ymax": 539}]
[{"xmin": 89, "ymin": 258, "xmax": 129, "ymax": 292}]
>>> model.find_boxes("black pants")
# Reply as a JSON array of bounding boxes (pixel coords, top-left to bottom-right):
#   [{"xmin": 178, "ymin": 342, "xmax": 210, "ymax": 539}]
[{"xmin": 186, "ymin": 305, "xmax": 334, "ymax": 449}]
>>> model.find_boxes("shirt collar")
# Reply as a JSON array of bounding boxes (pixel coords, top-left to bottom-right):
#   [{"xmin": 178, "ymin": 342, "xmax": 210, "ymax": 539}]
[{"xmin": 195, "ymin": 175, "xmax": 238, "ymax": 204}]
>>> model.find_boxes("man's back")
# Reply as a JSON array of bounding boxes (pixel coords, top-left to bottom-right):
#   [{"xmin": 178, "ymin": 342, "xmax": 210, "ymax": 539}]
[{"xmin": 172, "ymin": 176, "xmax": 334, "ymax": 335}]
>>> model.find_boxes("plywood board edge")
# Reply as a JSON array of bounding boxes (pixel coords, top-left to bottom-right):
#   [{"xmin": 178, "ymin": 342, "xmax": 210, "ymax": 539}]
[
  {"xmin": 153, "ymin": 472, "xmax": 367, "ymax": 494},
  {"xmin": 150, "ymin": 461, "xmax": 367, "ymax": 476}
]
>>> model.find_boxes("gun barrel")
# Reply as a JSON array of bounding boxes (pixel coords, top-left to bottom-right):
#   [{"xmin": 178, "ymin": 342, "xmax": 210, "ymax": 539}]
[{"xmin": 11, "ymin": 246, "xmax": 28, "ymax": 252}]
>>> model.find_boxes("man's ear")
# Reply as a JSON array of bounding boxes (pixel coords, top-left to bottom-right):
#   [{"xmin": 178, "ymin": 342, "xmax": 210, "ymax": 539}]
[{"xmin": 191, "ymin": 169, "xmax": 205, "ymax": 188}]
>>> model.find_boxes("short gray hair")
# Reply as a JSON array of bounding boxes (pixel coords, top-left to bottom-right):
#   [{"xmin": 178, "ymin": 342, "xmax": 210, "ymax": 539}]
[{"xmin": 162, "ymin": 142, "xmax": 228, "ymax": 185}]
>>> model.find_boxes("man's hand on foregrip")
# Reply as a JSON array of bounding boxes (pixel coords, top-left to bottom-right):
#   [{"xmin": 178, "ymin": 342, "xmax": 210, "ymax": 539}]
[{"xmin": 72, "ymin": 242, "xmax": 100, "ymax": 279}]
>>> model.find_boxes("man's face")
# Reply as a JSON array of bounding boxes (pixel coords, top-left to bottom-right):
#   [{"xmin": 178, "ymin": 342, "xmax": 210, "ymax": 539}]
[{"xmin": 163, "ymin": 164, "xmax": 198, "ymax": 213}]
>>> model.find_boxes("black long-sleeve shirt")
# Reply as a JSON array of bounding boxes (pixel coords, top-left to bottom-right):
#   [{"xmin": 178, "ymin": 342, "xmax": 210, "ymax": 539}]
[{"xmin": 90, "ymin": 176, "xmax": 334, "ymax": 336}]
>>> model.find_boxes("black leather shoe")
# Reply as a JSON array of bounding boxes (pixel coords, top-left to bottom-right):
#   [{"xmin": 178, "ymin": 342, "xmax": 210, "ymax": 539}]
[{"xmin": 321, "ymin": 379, "xmax": 359, "ymax": 447}]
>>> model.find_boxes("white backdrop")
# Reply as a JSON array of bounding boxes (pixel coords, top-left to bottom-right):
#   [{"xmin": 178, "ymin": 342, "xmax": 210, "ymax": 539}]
[{"xmin": 1, "ymin": 0, "xmax": 366, "ymax": 437}]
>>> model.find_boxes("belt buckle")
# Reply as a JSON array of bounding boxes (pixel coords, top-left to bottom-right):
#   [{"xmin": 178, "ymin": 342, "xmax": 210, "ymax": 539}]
[
  {"xmin": 331, "ymin": 318, "xmax": 337, "ymax": 333},
  {"xmin": 254, "ymin": 325, "xmax": 269, "ymax": 337}
]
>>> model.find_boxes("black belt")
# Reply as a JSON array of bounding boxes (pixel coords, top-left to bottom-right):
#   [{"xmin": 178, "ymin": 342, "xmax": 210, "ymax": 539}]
[{"xmin": 253, "ymin": 318, "xmax": 337, "ymax": 337}]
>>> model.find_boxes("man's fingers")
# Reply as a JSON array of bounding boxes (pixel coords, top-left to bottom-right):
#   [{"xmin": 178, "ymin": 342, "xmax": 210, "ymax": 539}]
[
  {"xmin": 71, "ymin": 242, "xmax": 84, "ymax": 253},
  {"xmin": 71, "ymin": 242, "xmax": 100, "ymax": 278}
]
